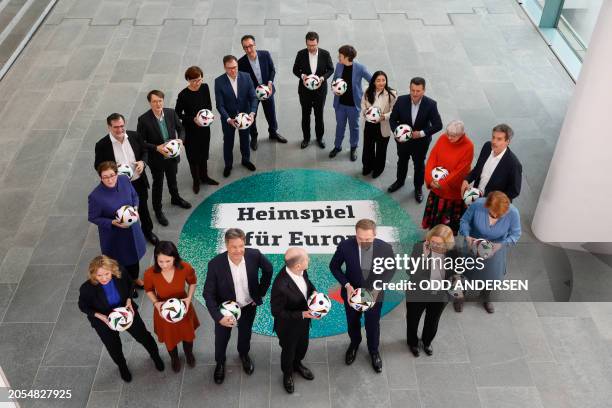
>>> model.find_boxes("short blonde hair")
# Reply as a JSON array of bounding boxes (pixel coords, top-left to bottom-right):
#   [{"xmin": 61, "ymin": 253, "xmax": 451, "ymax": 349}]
[
  {"xmin": 88, "ymin": 255, "xmax": 121, "ymax": 285},
  {"xmin": 485, "ymin": 191, "xmax": 510, "ymax": 216},
  {"xmin": 355, "ymin": 218, "xmax": 376, "ymax": 232},
  {"xmin": 425, "ymin": 224, "xmax": 455, "ymax": 250}
]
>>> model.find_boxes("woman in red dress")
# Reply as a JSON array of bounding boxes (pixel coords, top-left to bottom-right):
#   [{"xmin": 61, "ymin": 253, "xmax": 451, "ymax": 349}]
[{"xmin": 144, "ymin": 241, "xmax": 200, "ymax": 372}]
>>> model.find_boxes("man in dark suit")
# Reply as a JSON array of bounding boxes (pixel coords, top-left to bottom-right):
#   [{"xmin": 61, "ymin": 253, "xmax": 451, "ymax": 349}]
[
  {"xmin": 94, "ymin": 113, "xmax": 158, "ymax": 246},
  {"xmin": 292, "ymin": 31, "xmax": 335, "ymax": 149},
  {"xmin": 137, "ymin": 90, "xmax": 191, "ymax": 227},
  {"xmin": 388, "ymin": 77, "xmax": 443, "ymax": 202},
  {"xmin": 270, "ymin": 247, "xmax": 318, "ymax": 394},
  {"xmin": 461, "ymin": 123, "xmax": 522, "ymax": 200},
  {"xmin": 203, "ymin": 228, "xmax": 273, "ymax": 384},
  {"xmin": 329, "ymin": 219, "xmax": 395, "ymax": 373},
  {"xmin": 215, "ymin": 55, "xmax": 259, "ymax": 178},
  {"xmin": 238, "ymin": 34, "xmax": 287, "ymax": 151}
]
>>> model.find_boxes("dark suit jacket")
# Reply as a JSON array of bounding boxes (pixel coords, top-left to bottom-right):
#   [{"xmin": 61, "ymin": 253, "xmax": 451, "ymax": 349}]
[
  {"xmin": 203, "ymin": 248, "xmax": 273, "ymax": 323},
  {"xmin": 329, "ymin": 237, "xmax": 395, "ymax": 301},
  {"xmin": 93, "ymin": 130, "xmax": 149, "ymax": 186},
  {"xmin": 292, "ymin": 48, "xmax": 334, "ymax": 96},
  {"xmin": 406, "ymin": 242, "xmax": 458, "ymax": 303},
  {"xmin": 465, "ymin": 141, "xmax": 522, "ymax": 200},
  {"xmin": 270, "ymin": 267, "xmax": 316, "ymax": 333},
  {"xmin": 389, "ymin": 95, "xmax": 443, "ymax": 139},
  {"xmin": 214, "ymin": 72, "xmax": 258, "ymax": 128},
  {"xmin": 238, "ymin": 50, "xmax": 275, "ymax": 88},
  {"xmin": 136, "ymin": 108, "xmax": 184, "ymax": 169},
  {"xmin": 78, "ymin": 272, "xmax": 137, "ymax": 328}
]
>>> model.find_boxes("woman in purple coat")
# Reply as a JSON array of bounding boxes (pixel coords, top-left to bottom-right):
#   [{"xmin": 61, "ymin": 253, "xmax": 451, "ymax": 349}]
[{"xmin": 88, "ymin": 161, "xmax": 147, "ymax": 296}]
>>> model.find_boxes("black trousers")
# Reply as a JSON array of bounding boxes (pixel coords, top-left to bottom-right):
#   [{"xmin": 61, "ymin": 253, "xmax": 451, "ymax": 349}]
[
  {"xmin": 362, "ymin": 122, "xmax": 390, "ymax": 174},
  {"xmin": 276, "ymin": 320, "xmax": 310, "ymax": 375},
  {"xmin": 395, "ymin": 136, "xmax": 432, "ymax": 189},
  {"xmin": 405, "ymin": 301, "xmax": 447, "ymax": 347},
  {"xmin": 250, "ymin": 96, "xmax": 278, "ymax": 139},
  {"xmin": 343, "ymin": 300, "xmax": 382, "ymax": 354},
  {"xmin": 130, "ymin": 177, "xmax": 153, "ymax": 236},
  {"xmin": 299, "ymin": 91, "xmax": 326, "ymax": 142},
  {"xmin": 214, "ymin": 304, "xmax": 256, "ymax": 363},
  {"xmin": 150, "ymin": 159, "xmax": 180, "ymax": 213},
  {"xmin": 123, "ymin": 263, "xmax": 140, "ymax": 282},
  {"xmin": 93, "ymin": 312, "xmax": 159, "ymax": 369}
]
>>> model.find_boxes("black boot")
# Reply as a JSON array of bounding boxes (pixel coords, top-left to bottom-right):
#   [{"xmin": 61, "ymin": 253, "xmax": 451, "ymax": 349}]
[
  {"xmin": 183, "ymin": 341, "xmax": 195, "ymax": 368},
  {"xmin": 119, "ymin": 364, "xmax": 132, "ymax": 382},
  {"xmin": 168, "ymin": 347, "xmax": 181, "ymax": 373}
]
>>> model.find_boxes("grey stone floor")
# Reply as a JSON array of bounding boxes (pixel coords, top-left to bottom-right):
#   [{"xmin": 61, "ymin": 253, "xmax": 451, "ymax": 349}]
[{"xmin": 0, "ymin": 0, "xmax": 611, "ymax": 407}]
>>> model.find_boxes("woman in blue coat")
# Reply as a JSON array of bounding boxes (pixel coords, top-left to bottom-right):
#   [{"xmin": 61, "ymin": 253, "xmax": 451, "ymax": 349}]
[
  {"xmin": 88, "ymin": 161, "xmax": 147, "ymax": 296},
  {"xmin": 457, "ymin": 191, "xmax": 521, "ymax": 314}
]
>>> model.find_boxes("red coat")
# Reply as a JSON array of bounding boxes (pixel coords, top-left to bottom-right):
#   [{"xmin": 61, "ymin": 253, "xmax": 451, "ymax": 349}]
[{"xmin": 425, "ymin": 134, "xmax": 474, "ymax": 200}]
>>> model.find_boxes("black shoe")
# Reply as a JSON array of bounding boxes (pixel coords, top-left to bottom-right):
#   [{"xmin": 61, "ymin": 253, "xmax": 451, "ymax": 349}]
[
  {"xmin": 316, "ymin": 139, "xmax": 326, "ymax": 149},
  {"xmin": 362, "ymin": 168, "xmax": 372, "ymax": 176},
  {"xmin": 145, "ymin": 232, "xmax": 159, "ymax": 246},
  {"xmin": 155, "ymin": 211, "xmax": 169, "ymax": 226},
  {"xmin": 370, "ymin": 352, "xmax": 383, "ymax": 373},
  {"xmin": 223, "ymin": 167, "xmax": 231, "ymax": 177},
  {"xmin": 409, "ymin": 345, "xmax": 419, "ymax": 357},
  {"xmin": 202, "ymin": 176, "xmax": 219, "ymax": 185},
  {"xmin": 171, "ymin": 197, "xmax": 192, "ymax": 209},
  {"xmin": 301, "ymin": 140, "xmax": 310, "ymax": 149},
  {"xmin": 119, "ymin": 365, "xmax": 132, "ymax": 382},
  {"xmin": 423, "ymin": 344, "xmax": 433, "ymax": 356},
  {"xmin": 240, "ymin": 354, "xmax": 254, "ymax": 375},
  {"xmin": 250, "ymin": 139, "xmax": 258, "ymax": 151},
  {"xmin": 283, "ymin": 374, "xmax": 294, "ymax": 394},
  {"xmin": 294, "ymin": 363, "xmax": 314, "ymax": 380},
  {"xmin": 415, "ymin": 188, "xmax": 423, "ymax": 203},
  {"xmin": 345, "ymin": 344, "xmax": 358, "ymax": 365},
  {"xmin": 241, "ymin": 161, "xmax": 256, "ymax": 172},
  {"xmin": 372, "ymin": 169, "xmax": 383, "ymax": 178},
  {"xmin": 387, "ymin": 181, "xmax": 404, "ymax": 193},
  {"xmin": 214, "ymin": 363, "xmax": 225, "ymax": 384},
  {"xmin": 131, "ymin": 290, "xmax": 138, "ymax": 298},
  {"xmin": 270, "ymin": 133, "xmax": 287, "ymax": 143},
  {"xmin": 483, "ymin": 301, "xmax": 495, "ymax": 314},
  {"xmin": 329, "ymin": 147, "xmax": 341, "ymax": 158},
  {"xmin": 152, "ymin": 354, "xmax": 165, "ymax": 371},
  {"xmin": 350, "ymin": 149, "xmax": 358, "ymax": 162}
]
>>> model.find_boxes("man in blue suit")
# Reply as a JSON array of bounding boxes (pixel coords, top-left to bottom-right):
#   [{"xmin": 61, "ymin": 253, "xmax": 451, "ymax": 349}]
[
  {"xmin": 238, "ymin": 35, "xmax": 287, "ymax": 151},
  {"xmin": 214, "ymin": 55, "xmax": 258, "ymax": 178},
  {"xmin": 329, "ymin": 219, "xmax": 395, "ymax": 373},
  {"xmin": 329, "ymin": 45, "xmax": 372, "ymax": 162}
]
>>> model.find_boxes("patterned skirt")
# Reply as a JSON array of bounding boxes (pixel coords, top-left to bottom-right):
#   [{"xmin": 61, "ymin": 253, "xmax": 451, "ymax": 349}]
[{"xmin": 421, "ymin": 191, "xmax": 466, "ymax": 235}]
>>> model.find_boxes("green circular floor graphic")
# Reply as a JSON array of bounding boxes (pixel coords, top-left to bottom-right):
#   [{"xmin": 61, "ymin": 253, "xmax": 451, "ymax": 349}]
[{"xmin": 178, "ymin": 169, "xmax": 420, "ymax": 338}]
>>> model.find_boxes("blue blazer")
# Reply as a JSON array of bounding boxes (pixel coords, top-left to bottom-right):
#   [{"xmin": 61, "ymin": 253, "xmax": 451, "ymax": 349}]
[
  {"xmin": 87, "ymin": 175, "xmax": 146, "ymax": 266},
  {"xmin": 214, "ymin": 72, "xmax": 258, "ymax": 126},
  {"xmin": 329, "ymin": 237, "xmax": 395, "ymax": 301},
  {"xmin": 238, "ymin": 50, "xmax": 276, "ymax": 89},
  {"xmin": 332, "ymin": 61, "xmax": 372, "ymax": 111}
]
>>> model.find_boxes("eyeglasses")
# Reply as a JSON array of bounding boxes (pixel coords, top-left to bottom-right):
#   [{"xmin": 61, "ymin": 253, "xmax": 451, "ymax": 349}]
[
  {"xmin": 101, "ymin": 174, "xmax": 117, "ymax": 180},
  {"xmin": 242, "ymin": 44, "xmax": 255, "ymax": 50},
  {"xmin": 188, "ymin": 77, "xmax": 202, "ymax": 83},
  {"xmin": 226, "ymin": 65, "xmax": 238, "ymax": 70}
]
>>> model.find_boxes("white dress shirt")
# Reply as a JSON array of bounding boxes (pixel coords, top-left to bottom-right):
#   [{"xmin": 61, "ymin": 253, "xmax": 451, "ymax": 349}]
[
  {"xmin": 286, "ymin": 267, "xmax": 307, "ymax": 299},
  {"xmin": 308, "ymin": 50, "xmax": 318, "ymax": 75},
  {"xmin": 110, "ymin": 133, "xmax": 140, "ymax": 181},
  {"xmin": 228, "ymin": 256, "xmax": 253, "ymax": 307},
  {"xmin": 411, "ymin": 99, "xmax": 426, "ymax": 137},
  {"xmin": 227, "ymin": 74, "xmax": 238, "ymax": 97},
  {"xmin": 479, "ymin": 148, "xmax": 507, "ymax": 192}
]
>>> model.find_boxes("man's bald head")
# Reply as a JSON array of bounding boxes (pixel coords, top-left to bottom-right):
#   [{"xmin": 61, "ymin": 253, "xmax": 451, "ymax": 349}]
[{"xmin": 285, "ymin": 247, "xmax": 309, "ymax": 273}]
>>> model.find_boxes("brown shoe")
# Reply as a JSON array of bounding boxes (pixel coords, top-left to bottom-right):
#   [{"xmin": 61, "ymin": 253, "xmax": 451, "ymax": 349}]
[
  {"xmin": 483, "ymin": 302, "xmax": 495, "ymax": 314},
  {"xmin": 453, "ymin": 299, "xmax": 464, "ymax": 313}
]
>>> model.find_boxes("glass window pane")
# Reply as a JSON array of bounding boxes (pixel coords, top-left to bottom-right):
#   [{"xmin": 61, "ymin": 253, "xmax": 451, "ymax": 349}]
[{"xmin": 559, "ymin": 0, "xmax": 603, "ymax": 59}]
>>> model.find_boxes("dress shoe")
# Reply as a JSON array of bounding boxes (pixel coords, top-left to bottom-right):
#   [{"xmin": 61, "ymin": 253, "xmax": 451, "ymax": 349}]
[
  {"xmin": 350, "ymin": 148, "xmax": 358, "ymax": 162},
  {"xmin": 453, "ymin": 299, "xmax": 464, "ymax": 313},
  {"xmin": 240, "ymin": 354, "xmax": 254, "ymax": 375},
  {"xmin": 155, "ymin": 211, "xmax": 169, "ymax": 226},
  {"xmin": 250, "ymin": 139, "xmax": 258, "ymax": 151},
  {"xmin": 192, "ymin": 179, "xmax": 200, "ymax": 194},
  {"xmin": 483, "ymin": 301, "xmax": 495, "ymax": 314},
  {"xmin": 329, "ymin": 147, "xmax": 341, "ymax": 158},
  {"xmin": 387, "ymin": 181, "xmax": 404, "ymax": 193},
  {"xmin": 371, "ymin": 352, "xmax": 383, "ymax": 373},
  {"xmin": 171, "ymin": 197, "xmax": 192, "ymax": 209},
  {"xmin": 423, "ymin": 344, "xmax": 433, "ymax": 356},
  {"xmin": 131, "ymin": 290, "xmax": 138, "ymax": 298},
  {"xmin": 145, "ymin": 232, "xmax": 159, "ymax": 246},
  {"xmin": 301, "ymin": 140, "xmax": 310, "ymax": 149},
  {"xmin": 372, "ymin": 169, "xmax": 383, "ymax": 179},
  {"xmin": 294, "ymin": 363, "xmax": 314, "ymax": 380},
  {"xmin": 242, "ymin": 161, "xmax": 256, "ymax": 171},
  {"xmin": 270, "ymin": 133, "xmax": 287, "ymax": 143},
  {"xmin": 415, "ymin": 188, "xmax": 423, "ymax": 203},
  {"xmin": 202, "ymin": 176, "xmax": 219, "ymax": 185},
  {"xmin": 345, "ymin": 344, "xmax": 358, "ymax": 365},
  {"xmin": 223, "ymin": 167, "xmax": 232, "ymax": 177},
  {"xmin": 408, "ymin": 345, "xmax": 419, "ymax": 357},
  {"xmin": 152, "ymin": 354, "xmax": 165, "ymax": 371},
  {"xmin": 214, "ymin": 363, "xmax": 225, "ymax": 384},
  {"xmin": 119, "ymin": 365, "xmax": 132, "ymax": 382},
  {"xmin": 283, "ymin": 374, "xmax": 294, "ymax": 394},
  {"xmin": 362, "ymin": 167, "xmax": 372, "ymax": 176},
  {"xmin": 316, "ymin": 139, "xmax": 326, "ymax": 149}
]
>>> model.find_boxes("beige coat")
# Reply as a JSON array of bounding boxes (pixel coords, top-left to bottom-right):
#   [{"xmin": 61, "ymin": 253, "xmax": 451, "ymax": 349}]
[{"xmin": 360, "ymin": 89, "xmax": 398, "ymax": 137}]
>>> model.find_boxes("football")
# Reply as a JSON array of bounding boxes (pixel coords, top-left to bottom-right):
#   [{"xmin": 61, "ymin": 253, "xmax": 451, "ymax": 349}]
[
  {"xmin": 160, "ymin": 298, "xmax": 187, "ymax": 323},
  {"xmin": 307, "ymin": 292, "xmax": 332, "ymax": 318}
]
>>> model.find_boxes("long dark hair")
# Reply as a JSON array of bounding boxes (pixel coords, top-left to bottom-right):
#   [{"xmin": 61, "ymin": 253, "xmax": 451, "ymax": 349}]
[
  {"xmin": 365, "ymin": 71, "xmax": 395, "ymax": 105},
  {"xmin": 153, "ymin": 241, "xmax": 183, "ymax": 272}
]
